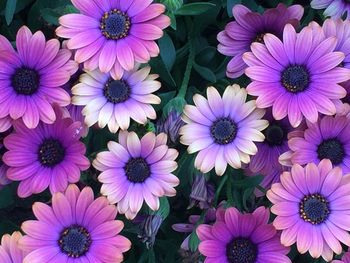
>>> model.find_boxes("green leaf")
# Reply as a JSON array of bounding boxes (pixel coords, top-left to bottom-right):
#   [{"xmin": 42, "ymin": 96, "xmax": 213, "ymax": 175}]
[
  {"xmin": 158, "ymin": 33, "xmax": 176, "ymax": 71},
  {"xmin": 5, "ymin": 0, "xmax": 17, "ymax": 25},
  {"xmin": 193, "ymin": 63, "xmax": 216, "ymax": 82},
  {"xmin": 188, "ymin": 230, "xmax": 200, "ymax": 252},
  {"xmin": 0, "ymin": 186, "xmax": 14, "ymax": 209},
  {"xmin": 231, "ymin": 174, "xmax": 264, "ymax": 189},
  {"xmin": 40, "ymin": 8, "xmax": 60, "ymax": 25},
  {"xmin": 162, "ymin": 96, "xmax": 186, "ymax": 116},
  {"xmin": 175, "ymin": 2, "xmax": 216, "ymax": 16}
]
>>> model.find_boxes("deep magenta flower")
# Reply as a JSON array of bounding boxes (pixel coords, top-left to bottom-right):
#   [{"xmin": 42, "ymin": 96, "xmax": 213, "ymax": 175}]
[
  {"xmin": 280, "ymin": 115, "xmax": 350, "ymax": 173},
  {"xmin": 180, "ymin": 85, "xmax": 268, "ymax": 175},
  {"xmin": 72, "ymin": 65, "xmax": 160, "ymax": 133},
  {"xmin": 244, "ymin": 24, "xmax": 350, "ymax": 127},
  {"xmin": 93, "ymin": 131, "xmax": 179, "ymax": 219},
  {"xmin": 217, "ymin": 4, "xmax": 303, "ymax": 78},
  {"xmin": 0, "ymin": 26, "xmax": 77, "ymax": 129},
  {"xmin": 247, "ymin": 111, "xmax": 292, "ymax": 196},
  {"xmin": 19, "ymin": 184, "xmax": 131, "ymax": 263},
  {"xmin": 56, "ymin": 0, "xmax": 170, "ymax": 77},
  {"xmin": 197, "ymin": 206, "xmax": 290, "ymax": 263},
  {"xmin": 0, "ymin": 232, "xmax": 24, "ymax": 263},
  {"xmin": 3, "ymin": 110, "xmax": 90, "ymax": 197},
  {"xmin": 268, "ymin": 160, "xmax": 350, "ymax": 261},
  {"xmin": 311, "ymin": 0, "xmax": 350, "ymax": 19}
]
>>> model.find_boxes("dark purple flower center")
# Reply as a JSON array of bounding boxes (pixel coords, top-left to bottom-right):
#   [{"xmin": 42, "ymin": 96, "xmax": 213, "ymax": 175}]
[
  {"xmin": 264, "ymin": 122, "xmax": 286, "ymax": 146},
  {"xmin": 210, "ymin": 118, "xmax": 237, "ymax": 145},
  {"xmin": 59, "ymin": 225, "xmax": 91, "ymax": 258},
  {"xmin": 317, "ymin": 138, "xmax": 345, "ymax": 165},
  {"xmin": 281, "ymin": 65, "xmax": 310, "ymax": 93},
  {"xmin": 125, "ymin": 157, "xmax": 151, "ymax": 183},
  {"xmin": 253, "ymin": 33, "xmax": 266, "ymax": 44},
  {"xmin": 11, "ymin": 67, "xmax": 40, "ymax": 95},
  {"xmin": 100, "ymin": 9, "xmax": 130, "ymax": 40},
  {"xmin": 38, "ymin": 138, "xmax": 65, "ymax": 167},
  {"xmin": 299, "ymin": 194, "xmax": 330, "ymax": 225},
  {"xmin": 226, "ymin": 237, "xmax": 257, "ymax": 263},
  {"xmin": 103, "ymin": 78, "xmax": 130, "ymax": 104}
]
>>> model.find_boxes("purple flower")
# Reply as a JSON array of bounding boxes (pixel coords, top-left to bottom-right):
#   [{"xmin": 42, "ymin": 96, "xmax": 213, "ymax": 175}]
[
  {"xmin": 268, "ymin": 160, "xmax": 350, "ymax": 261},
  {"xmin": 0, "ymin": 26, "xmax": 77, "ymax": 129},
  {"xmin": 3, "ymin": 110, "xmax": 90, "ymax": 197},
  {"xmin": 180, "ymin": 85, "xmax": 268, "ymax": 175},
  {"xmin": 138, "ymin": 214, "xmax": 163, "ymax": 248},
  {"xmin": 217, "ymin": 4, "xmax": 303, "ymax": 78},
  {"xmin": 172, "ymin": 208, "xmax": 217, "ymax": 251},
  {"xmin": 56, "ymin": 0, "xmax": 170, "ymax": 78},
  {"xmin": 246, "ymin": 111, "xmax": 292, "ymax": 196},
  {"xmin": 72, "ymin": 65, "xmax": 161, "ymax": 133},
  {"xmin": 156, "ymin": 110, "xmax": 185, "ymax": 145},
  {"xmin": 19, "ymin": 184, "xmax": 131, "ymax": 262},
  {"xmin": 0, "ymin": 232, "xmax": 25, "ymax": 263},
  {"xmin": 93, "ymin": 131, "xmax": 179, "ymax": 219},
  {"xmin": 188, "ymin": 172, "xmax": 214, "ymax": 209},
  {"xmin": 311, "ymin": 0, "xmax": 350, "ymax": 19},
  {"xmin": 244, "ymin": 24, "xmax": 350, "ymax": 127},
  {"xmin": 196, "ymin": 206, "xmax": 290, "ymax": 263},
  {"xmin": 279, "ymin": 115, "xmax": 350, "ymax": 174}
]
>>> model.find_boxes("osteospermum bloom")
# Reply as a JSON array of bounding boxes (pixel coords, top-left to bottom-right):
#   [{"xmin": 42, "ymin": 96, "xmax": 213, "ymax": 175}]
[
  {"xmin": 0, "ymin": 26, "xmax": 77, "ymax": 129},
  {"xmin": 244, "ymin": 24, "xmax": 350, "ymax": 128},
  {"xmin": 311, "ymin": 0, "xmax": 350, "ymax": 19},
  {"xmin": 180, "ymin": 85, "xmax": 268, "ymax": 175},
  {"xmin": 93, "ymin": 131, "xmax": 179, "ymax": 219},
  {"xmin": 267, "ymin": 160, "xmax": 350, "ymax": 261},
  {"xmin": 72, "ymin": 65, "xmax": 160, "ymax": 133},
  {"xmin": 247, "ymin": 111, "xmax": 292, "ymax": 195},
  {"xmin": 56, "ymin": 0, "xmax": 170, "ymax": 77},
  {"xmin": 0, "ymin": 130, "xmax": 12, "ymax": 189},
  {"xmin": 197, "ymin": 206, "xmax": 290, "ymax": 263},
  {"xmin": 217, "ymin": 4, "xmax": 303, "ymax": 78},
  {"xmin": 3, "ymin": 111, "xmax": 90, "ymax": 197},
  {"xmin": 19, "ymin": 184, "xmax": 131, "ymax": 263},
  {"xmin": 280, "ymin": 115, "xmax": 350, "ymax": 173},
  {"xmin": 0, "ymin": 232, "xmax": 25, "ymax": 263}
]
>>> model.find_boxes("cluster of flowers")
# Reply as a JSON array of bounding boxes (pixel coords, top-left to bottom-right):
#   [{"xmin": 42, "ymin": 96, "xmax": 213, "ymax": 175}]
[{"xmin": 1, "ymin": 0, "xmax": 350, "ymax": 262}]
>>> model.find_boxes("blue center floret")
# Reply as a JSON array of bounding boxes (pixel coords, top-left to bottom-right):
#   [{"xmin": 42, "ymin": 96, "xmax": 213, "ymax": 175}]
[
  {"xmin": 11, "ymin": 67, "xmax": 39, "ymax": 95},
  {"xmin": 103, "ymin": 79, "xmax": 130, "ymax": 104},
  {"xmin": 125, "ymin": 157, "xmax": 151, "ymax": 183},
  {"xmin": 317, "ymin": 138, "xmax": 345, "ymax": 165},
  {"xmin": 100, "ymin": 9, "xmax": 130, "ymax": 40},
  {"xmin": 300, "ymin": 194, "xmax": 330, "ymax": 225},
  {"xmin": 226, "ymin": 237, "xmax": 257, "ymax": 263},
  {"xmin": 38, "ymin": 138, "xmax": 65, "ymax": 167},
  {"xmin": 210, "ymin": 117, "xmax": 237, "ymax": 145},
  {"xmin": 282, "ymin": 65, "xmax": 310, "ymax": 93},
  {"xmin": 59, "ymin": 225, "xmax": 92, "ymax": 258}
]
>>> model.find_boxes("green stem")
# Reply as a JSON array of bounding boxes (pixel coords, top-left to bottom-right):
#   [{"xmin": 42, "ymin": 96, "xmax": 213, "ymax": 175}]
[
  {"xmin": 213, "ymin": 174, "xmax": 228, "ymax": 206},
  {"xmin": 178, "ymin": 17, "xmax": 195, "ymax": 98}
]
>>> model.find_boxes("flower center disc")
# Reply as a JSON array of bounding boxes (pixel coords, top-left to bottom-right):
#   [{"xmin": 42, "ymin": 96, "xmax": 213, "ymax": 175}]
[
  {"xmin": 264, "ymin": 123, "xmax": 285, "ymax": 146},
  {"xmin": 281, "ymin": 65, "xmax": 309, "ymax": 93},
  {"xmin": 59, "ymin": 225, "xmax": 91, "ymax": 258},
  {"xmin": 317, "ymin": 138, "xmax": 345, "ymax": 165},
  {"xmin": 38, "ymin": 138, "xmax": 65, "ymax": 167},
  {"xmin": 210, "ymin": 118, "xmax": 237, "ymax": 145},
  {"xmin": 226, "ymin": 237, "xmax": 257, "ymax": 263},
  {"xmin": 299, "ymin": 194, "xmax": 330, "ymax": 225},
  {"xmin": 103, "ymin": 79, "xmax": 130, "ymax": 104},
  {"xmin": 125, "ymin": 157, "xmax": 151, "ymax": 183},
  {"xmin": 100, "ymin": 9, "xmax": 130, "ymax": 40},
  {"xmin": 11, "ymin": 67, "xmax": 39, "ymax": 95}
]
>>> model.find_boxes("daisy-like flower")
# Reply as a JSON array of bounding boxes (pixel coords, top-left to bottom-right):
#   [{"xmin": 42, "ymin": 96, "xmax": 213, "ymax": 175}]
[
  {"xmin": 3, "ymin": 110, "xmax": 90, "ymax": 197},
  {"xmin": 247, "ymin": 111, "xmax": 292, "ymax": 196},
  {"xmin": 72, "ymin": 65, "xmax": 160, "ymax": 133},
  {"xmin": 0, "ymin": 26, "xmax": 77, "ymax": 129},
  {"xmin": 19, "ymin": 184, "xmax": 131, "ymax": 263},
  {"xmin": 0, "ymin": 232, "xmax": 25, "ymax": 263},
  {"xmin": 333, "ymin": 251, "xmax": 350, "ymax": 262},
  {"xmin": 267, "ymin": 160, "xmax": 350, "ymax": 261},
  {"xmin": 311, "ymin": 0, "xmax": 350, "ymax": 19},
  {"xmin": 280, "ymin": 115, "xmax": 350, "ymax": 173},
  {"xmin": 56, "ymin": 0, "xmax": 170, "ymax": 78},
  {"xmin": 180, "ymin": 85, "xmax": 268, "ymax": 176},
  {"xmin": 244, "ymin": 24, "xmax": 350, "ymax": 128},
  {"xmin": 93, "ymin": 131, "xmax": 179, "ymax": 219},
  {"xmin": 217, "ymin": 4, "xmax": 303, "ymax": 78},
  {"xmin": 197, "ymin": 206, "xmax": 290, "ymax": 263}
]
